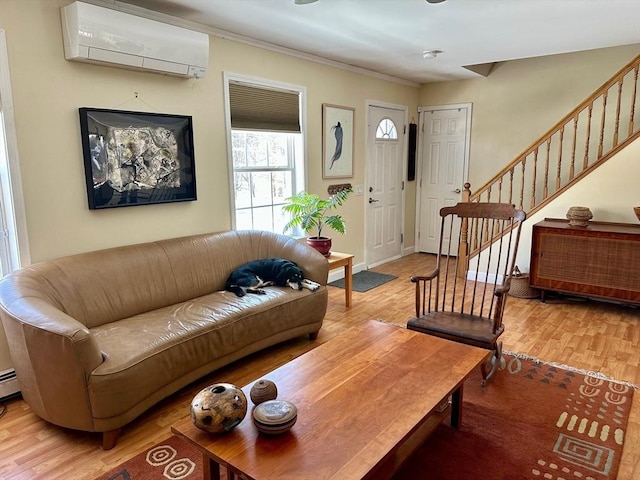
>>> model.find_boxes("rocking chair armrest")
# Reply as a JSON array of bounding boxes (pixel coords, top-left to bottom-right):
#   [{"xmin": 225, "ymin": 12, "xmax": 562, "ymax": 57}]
[
  {"xmin": 410, "ymin": 268, "xmax": 439, "ymax": 283},
  {"xmin": 495, "ymin": 278, "xmax": 512, "ymax": 297}
]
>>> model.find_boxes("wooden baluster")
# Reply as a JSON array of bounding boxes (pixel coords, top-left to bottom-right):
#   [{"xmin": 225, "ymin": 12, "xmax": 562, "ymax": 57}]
[
  {"xmin": 629, "ymin": 64, "xmax": 639, "ymax": 136},
  {"xmin": 570, "ymin": 116, "xmax": 578, "ymax": 180},
  {"xmin": 531, "ymin": 148, "xmax": 538, "ymax": 210},
  {"xmin": 508, "ymin": 168, "xmax": 514, "ymax": 204},
  {"xmin": 613, "ymin": 79, "xmax": 623, "ymax": 148},
  {"xmin": 498, "ymin": 176, "xmax": 503, "ymax": 203},
  {"xmin": 598, "ymin": 91, "xmax": 608, "ymax": 158},
  {"xmin": 520, "ymin": 158, "xmax": 526, "ymax": 211},
  {"xmin": 583, "ymin": 103, "xmax": 593, "ymax": 170},
  {"xmin": 544, "ymin": 137, "xmax": 551, "ymax": 199},
  {"xmin": 555, "ymin": 127, "xmax": 564, "ymax": 191}
]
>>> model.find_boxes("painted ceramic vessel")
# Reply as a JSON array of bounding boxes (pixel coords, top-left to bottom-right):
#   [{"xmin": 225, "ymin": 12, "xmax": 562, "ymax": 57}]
[
  {"xmin": 252, "ymin": 399, "xmax": 297, "ymax": 435},
  {"xmin": 190, "ymin": 383, "xmax": 247, "ymax": 433}
]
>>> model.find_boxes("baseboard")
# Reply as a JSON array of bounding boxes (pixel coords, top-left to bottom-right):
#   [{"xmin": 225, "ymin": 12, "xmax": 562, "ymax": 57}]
[
  {"xmin": 0, "ymin": 369, "xmax": 20, "ymax": 400},
  {"xmin": 467, "ymin": 270, "xmax": 504, "ymax": 284},
  {"xmin": 403, "ymin": 245, "xmax": 416, "ymax": 256}
]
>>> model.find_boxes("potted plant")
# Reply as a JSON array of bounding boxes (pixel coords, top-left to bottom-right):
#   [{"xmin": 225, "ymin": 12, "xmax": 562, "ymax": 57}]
[{"xmin": 283, "ymin": 187, "xmax": 352, "ymax": 256}]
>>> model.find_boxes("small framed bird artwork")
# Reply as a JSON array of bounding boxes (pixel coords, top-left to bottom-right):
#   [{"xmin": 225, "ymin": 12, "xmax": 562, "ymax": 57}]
[{"xmin": 322, "ymin": 103, "xmax": 354, "ymax": 179}]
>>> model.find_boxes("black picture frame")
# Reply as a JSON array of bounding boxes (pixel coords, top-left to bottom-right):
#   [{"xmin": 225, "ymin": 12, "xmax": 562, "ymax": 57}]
[{"xmin": 79, "ymin": 107, "xmax": 197, "ymax": 209}]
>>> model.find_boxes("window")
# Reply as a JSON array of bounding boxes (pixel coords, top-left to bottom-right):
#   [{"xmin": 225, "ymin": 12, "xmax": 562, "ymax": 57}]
[
  {"xmin": 226, "ymin": 76, "xmax": 305, "ymax": 233},
  {"xmin": 0, "ymin": 30, "xmax": 29, "ymax": 276},
  {"xmin": 375, "ymin": 118, "xmax": 398, "ymax": 139}
]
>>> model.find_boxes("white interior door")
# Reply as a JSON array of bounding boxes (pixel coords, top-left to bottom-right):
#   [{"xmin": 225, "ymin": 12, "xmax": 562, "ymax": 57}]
[
  {"xmin": 417, "ymin": 105, "xmax": 471, "ymax": 254},
  {"xmin": 366, "ymin": 105, "xmax": 406, "ymax": 267}
]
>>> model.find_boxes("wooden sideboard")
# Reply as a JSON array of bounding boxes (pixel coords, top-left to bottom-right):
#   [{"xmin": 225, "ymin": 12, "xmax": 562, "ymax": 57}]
[{"xmin": 529, "ymin": 218, "xmax": 640, "ymax": 305}]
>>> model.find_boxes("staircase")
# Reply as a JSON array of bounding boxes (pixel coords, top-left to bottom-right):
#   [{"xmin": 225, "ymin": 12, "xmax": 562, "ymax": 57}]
[{"xmin": 463, "ymin": 54, "xmax": 640, "ymax": 256}]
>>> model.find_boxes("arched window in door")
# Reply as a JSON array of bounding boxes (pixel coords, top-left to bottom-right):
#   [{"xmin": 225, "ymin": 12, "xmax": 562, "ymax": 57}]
[{"xmin": 375, "ymin": 118, "xmax": 397, "ymax": 140}]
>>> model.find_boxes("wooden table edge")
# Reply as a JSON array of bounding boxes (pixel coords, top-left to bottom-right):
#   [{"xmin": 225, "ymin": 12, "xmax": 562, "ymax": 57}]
[
  {"xmin": 171, "ymin": 324, "xmax": 490, "ymax": 480},
  {"xmin": 362, "ymin": 349, "xmax": 490, "ymax": 480}
]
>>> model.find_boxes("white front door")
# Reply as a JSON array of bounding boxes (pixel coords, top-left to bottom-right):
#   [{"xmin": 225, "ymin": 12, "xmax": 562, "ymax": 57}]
[
  {"xmin": 366, "ymin": 104, "xmax": 406, "ymax": 267},
  {"xmin": 416, "ymin": 105, "xmax": 471, "ymax": 254}
]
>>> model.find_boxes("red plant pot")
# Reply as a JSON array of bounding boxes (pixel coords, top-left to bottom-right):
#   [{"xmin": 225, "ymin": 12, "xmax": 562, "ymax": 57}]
[{"xmin": 306, "ymin": 237, "xmax": 332, "ymax": 257}]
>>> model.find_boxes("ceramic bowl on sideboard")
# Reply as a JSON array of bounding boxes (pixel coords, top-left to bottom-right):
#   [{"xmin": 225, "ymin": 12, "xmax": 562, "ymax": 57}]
[{"xmin": 634, "ymin": 206, "xmax": 640, "ymax": 222}]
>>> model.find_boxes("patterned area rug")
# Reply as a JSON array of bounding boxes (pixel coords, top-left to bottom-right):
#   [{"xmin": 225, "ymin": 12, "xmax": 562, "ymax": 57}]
[
  {"xmin": 328, "ymin": 270, "xmax": 397, "ymax": 292},
  {"xmin": 98, "ymin": 354, "xmax": 634, "ymax": 480}
]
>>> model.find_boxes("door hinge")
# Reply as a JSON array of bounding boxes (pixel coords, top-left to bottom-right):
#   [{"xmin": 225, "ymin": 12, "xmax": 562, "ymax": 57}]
[
  {"xmin": 401, "ymin": 233, "xmax": 404, "ymax": 244},
  {"xmin": 402, "ymin": 181, "xmax": 405, "ymax": 190},
  {"xmin": 403, "ymin": 124, "xmax": 406, "ymax": 134}
]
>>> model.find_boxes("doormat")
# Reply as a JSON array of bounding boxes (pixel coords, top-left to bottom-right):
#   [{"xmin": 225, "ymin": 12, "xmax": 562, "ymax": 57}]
[
  {"xmin": 329, "ymin": 270, "xmax": 397, "ymax": 292},
  {"xmin": 97, "ymin": 353, "xmax": 634, "ymax": 480}
]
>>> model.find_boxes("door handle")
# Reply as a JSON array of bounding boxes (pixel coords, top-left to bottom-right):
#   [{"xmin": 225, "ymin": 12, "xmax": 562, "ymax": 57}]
[
  {"xmin": 452, "ymin": 188, "xmax": 461, "ymax": 194},
  {"xmin": 369, "ymin": 198, "xmax": 379, "ymax": 204}
]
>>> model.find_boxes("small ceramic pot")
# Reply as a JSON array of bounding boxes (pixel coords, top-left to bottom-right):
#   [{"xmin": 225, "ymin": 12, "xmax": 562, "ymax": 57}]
[
  {"xmin": 250, "ymin": 379, "xmax": 278, "ymax": 405},
  {"xmin": 566, "ymin": 206, "xmax": 593, "ymax": 227}
]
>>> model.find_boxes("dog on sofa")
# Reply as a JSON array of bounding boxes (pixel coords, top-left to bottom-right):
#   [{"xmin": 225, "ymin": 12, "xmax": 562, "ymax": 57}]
[{"xmin": 225, "ymin": 258, "xmax": 321, "ymax": 297}]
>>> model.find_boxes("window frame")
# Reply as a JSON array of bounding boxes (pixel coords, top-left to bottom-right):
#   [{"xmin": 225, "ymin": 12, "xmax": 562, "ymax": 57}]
[
  {"xmin": 223, "ymin": 73, "xmax": 307, "ymax": 232},
  {"xmin": 375, "ymin": 117, "xmax": 398, "ymax": 140},
  {"xmin": 0, "ymin": 30, "xmax": 30, "ymax": 276}
]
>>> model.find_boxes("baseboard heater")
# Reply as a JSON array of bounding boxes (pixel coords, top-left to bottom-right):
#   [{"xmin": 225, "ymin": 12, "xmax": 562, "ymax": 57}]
[{"xmin": 0, "ymin": 369, "xmax": 21, "ymax": 401}]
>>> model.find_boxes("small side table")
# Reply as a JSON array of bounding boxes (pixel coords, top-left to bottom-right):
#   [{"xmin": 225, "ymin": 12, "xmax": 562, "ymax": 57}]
[{"xmin": 327, "ymin": 252, "xmax": 354, "ymax": 308}]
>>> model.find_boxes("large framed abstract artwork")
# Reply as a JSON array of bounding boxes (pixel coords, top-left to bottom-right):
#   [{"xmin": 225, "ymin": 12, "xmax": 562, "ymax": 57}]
[
  {"xmin": 322, "ymin": 103, "xmax": 354, "ymax": 179},
  {"xmin": 79, "ymin": 108, "xmax": 197, "ymax": 209}
]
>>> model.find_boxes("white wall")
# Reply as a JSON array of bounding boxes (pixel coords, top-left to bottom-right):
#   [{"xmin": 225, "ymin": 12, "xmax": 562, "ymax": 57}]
[
  {"xmin": 0, "ymin": 0, "xmax": 420, "ymax": 371},
  {"xmin": 515, "ymin": 139, "xmax": 640, "ymax": 271},
  {"xmin": 419, "ymin": 45, "xmax": 640, "ymax": 190}
]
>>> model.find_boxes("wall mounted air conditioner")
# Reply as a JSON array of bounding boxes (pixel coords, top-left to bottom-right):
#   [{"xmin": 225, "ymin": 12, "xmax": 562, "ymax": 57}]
[{"xmin": 61, "ymin": 1, "xmax": 208, "ymax": 78}]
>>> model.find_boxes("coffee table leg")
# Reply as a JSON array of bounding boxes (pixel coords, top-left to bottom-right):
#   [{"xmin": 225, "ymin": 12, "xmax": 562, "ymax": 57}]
[
  {"xmin": 451, "ymin": 385, "xmax": 463, "ymax": 428},
  {"xmin": 203, "ymin": 454, "xmax": 220, "ymax": 480}
]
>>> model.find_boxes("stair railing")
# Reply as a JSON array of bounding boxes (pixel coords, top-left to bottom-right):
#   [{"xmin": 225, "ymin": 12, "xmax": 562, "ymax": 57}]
[{"xmin": 462, "ymin": 54, "xmax": 640, "ymax": 260}]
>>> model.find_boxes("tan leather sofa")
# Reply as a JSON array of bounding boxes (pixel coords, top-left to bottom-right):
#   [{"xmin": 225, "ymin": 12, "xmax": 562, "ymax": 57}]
[{"xmin": 0, "ymin": 230, "xmax": 328, "ymax": 449}]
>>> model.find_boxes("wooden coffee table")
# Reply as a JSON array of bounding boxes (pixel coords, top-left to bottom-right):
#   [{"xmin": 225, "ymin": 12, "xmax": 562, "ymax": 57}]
[{"xmin": 172, "ymin": 320, "xmax": 488, "ymax": 480}]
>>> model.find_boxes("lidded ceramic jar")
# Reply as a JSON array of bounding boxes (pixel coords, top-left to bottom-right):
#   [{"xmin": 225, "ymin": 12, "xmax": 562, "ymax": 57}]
[
  {"xmin": 252, "ymin": 399, "xmax": 297, "ymax": 435},
  {"xmin": 250, "ymin": 379, "xmax": 278, "ymax": 405}
]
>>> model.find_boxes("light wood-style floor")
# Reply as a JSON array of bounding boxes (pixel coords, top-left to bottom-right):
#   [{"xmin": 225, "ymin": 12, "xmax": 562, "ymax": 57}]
[{"xmin": 0, "ymin": 253, "xmax": 638, "ymax": 479}]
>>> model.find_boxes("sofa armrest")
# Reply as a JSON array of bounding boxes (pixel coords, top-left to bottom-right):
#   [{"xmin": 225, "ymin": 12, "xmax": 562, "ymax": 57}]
[
  {"xmin": 0, "ymin": 297, "xmax": 104, "ymax": 431},
  {"xmin": 285, "ymin": 242, "xmax": 329, "ymax": 285}
]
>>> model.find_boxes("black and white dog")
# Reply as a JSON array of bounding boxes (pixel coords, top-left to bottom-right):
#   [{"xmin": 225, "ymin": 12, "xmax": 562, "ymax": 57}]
[{"xmin": 225, "ymin": 258, "xmax": 321, "ymax": 297}]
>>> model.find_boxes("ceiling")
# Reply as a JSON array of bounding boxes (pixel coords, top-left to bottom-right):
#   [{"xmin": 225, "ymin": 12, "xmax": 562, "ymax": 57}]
[{"xmin": 116, "ymin": 0, "xmax": 640, "ymax": 84}]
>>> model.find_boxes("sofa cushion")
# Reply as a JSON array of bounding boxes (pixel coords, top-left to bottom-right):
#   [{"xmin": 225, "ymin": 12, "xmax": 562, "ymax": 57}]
[{"xmin": 88, "ymin": 286, "xmax": 326, "ymax": 420}]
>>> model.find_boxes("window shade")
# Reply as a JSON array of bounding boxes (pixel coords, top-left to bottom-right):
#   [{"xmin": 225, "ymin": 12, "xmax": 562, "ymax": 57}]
[{"xmin": 229, "ymin": 82, "xmax": 301, "ymax": 132}]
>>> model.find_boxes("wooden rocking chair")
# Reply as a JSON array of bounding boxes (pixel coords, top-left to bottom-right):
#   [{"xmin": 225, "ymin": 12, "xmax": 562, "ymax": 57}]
[{"xmin": 407, "ymin": 202, "xmax": 526, "ymax": 385}]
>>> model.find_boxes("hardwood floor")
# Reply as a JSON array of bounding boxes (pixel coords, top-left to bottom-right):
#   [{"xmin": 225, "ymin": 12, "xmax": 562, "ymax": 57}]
[{"xmin": 0, "ymin": 253, "xmax": 638, "ymax": 479}]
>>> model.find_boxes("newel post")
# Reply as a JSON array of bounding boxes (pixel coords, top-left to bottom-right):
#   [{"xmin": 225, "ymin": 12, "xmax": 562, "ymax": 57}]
[{"xmin": 458, "ymin": 183, "xmax": 472, "ymax": 277}]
